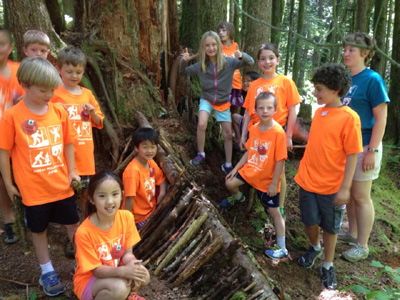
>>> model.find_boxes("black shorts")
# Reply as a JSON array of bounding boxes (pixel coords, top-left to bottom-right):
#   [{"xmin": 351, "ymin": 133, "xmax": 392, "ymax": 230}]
[
  {"xmin": 299, "ymin": 187, "xmax": 345, "ymax": 234},
  {"xmin": 24, "ymin": 195, "xmax": 79, "ymax": 233},
  {"xmin": 235, "ymin": 173, "xmax": 280, "ymax": 210}
]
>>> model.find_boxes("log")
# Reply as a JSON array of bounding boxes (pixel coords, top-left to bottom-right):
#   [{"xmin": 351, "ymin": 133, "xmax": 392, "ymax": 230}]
[
  {"xmin": 246, "ymin": 188, "xmax": 256, "ymax": 214},
  {"xmin": 116, "ymin": 135, "xmax": 133, "ymax": 167},
  {"xmin": 200, "ymin": 266, "xmax": 243, "ymax": 300},
  {"xmin": 222, "ymin": 279, "xmax": 253, "ymax": 300},
  {"xmin": 172, "ymin": 235, "xmax": 223, "ymax": 287},
  {"xmin": 154, "ymin": 211, "xmax": 208, "ymax": 275},
  {"xmin": 113, "ymin": 148, "xmax": 136, "ymax": 175}
]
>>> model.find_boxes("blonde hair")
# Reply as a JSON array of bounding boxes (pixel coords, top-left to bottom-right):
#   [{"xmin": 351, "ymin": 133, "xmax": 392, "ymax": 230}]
[
  {"xmin": 23, "ymin": 30, "xmax": 50, "ymax": 48},
  {"xmin": 198, "ymin": 31, "xmax": 226, "ymax": 73},
  {"xmin": 17, "ymin": 57, "xmax": 61, "ymax": 88},
  {"xmin": 344, "ymin": 32, "xmax": 375, "ymax": 65}
]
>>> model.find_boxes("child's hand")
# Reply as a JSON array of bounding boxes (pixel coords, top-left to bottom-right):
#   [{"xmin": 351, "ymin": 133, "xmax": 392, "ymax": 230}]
[
  {"xmin": 287, "ymin": 136, "xmax": 293, "ymax": 151},
  {"xmin": 225, "ymin": 169, "xmax": 236, "ymax": 181},
  {"xmin": 82, "ymin": 103, "xmax": 96, "ymax": 117},
  {"xmin": 133, "ymin": 264, "xmax": 150, "ymax": 290},
  {"xmin": 6, "ymin": 185, "xmax": 21, "ymax": 202},
  {"xmin": 181, "ymin": 48, "xmax": 190, "ymax": 62},
  {"xmin": 69, "ymin": 173, "xmax": 81, "ymax": 185},
  {"xmin": 239, "ymin": 136, "xmax": 246, "ymax": 151},
  {"xmin": 334, "ymin": 188, "xmax": 350, "ymax": 206},
  {"xmin": 120, "ymin": 261, "xmax": 150, "ymax": 287},
  {"xmin": 267, "ymin": 182, "xmax": 278, "ymax": 197},
  {"xmin": 362, "ymin": 151, "xmax": 376, "ymax": 172},
  {"xmin": 234, "ymin": 50, "xmax": 242, "ymax": 59}
]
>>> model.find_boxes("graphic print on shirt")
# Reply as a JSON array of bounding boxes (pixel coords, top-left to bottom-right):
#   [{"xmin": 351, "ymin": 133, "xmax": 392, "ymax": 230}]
[
  {"xmin": 247, "ymin": 137, "xmax": 271, "ymax": 171},
  {"xmin": 95, "ymin": 235, "xmax": 124, "ymax": 267},
  {"xmin": 65, "ymin": 104, "xmax": 92, "ymax": 144},
  {"xmin": 144, "ymin": 174, "xmax": 156, "ymax": 202},
  {"xmin": 343, "ymin": 85, "xmax": 358, "ymax": 106},
  {"xmin": 27, "ymin": 124, "xmax": 64, "ymax": 172}
]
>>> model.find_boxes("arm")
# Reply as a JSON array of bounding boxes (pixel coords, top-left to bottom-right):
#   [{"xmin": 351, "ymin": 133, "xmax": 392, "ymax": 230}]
[
  {"xmin": 0, "ymin": 149, "xmax": 20, "ymax": 200},
  {"xmin": 267, "ymin": 160, "xmax": 285, "ymax": 197},
  {"xmin": 236, "ymin": 52, "xmax": 254, "ymax": 68},
  {"xmin": 226, "ymin": 151, "xmax": 248, "ymax": 181},
  {"xmin": 64, "ymin": 143, "xmax": 80, "ymax": 183},
  {"xmin": 122, "ymin": 248, "xmax": 150, "ymax": 289},
  {"xmin": 334, "ymin": 153, "xmax": 358, "ymax": 206},
  {"xmin": 125, "ymin": 196, "xmax": 134, "ymax": 212},
  {"xmin": 239, "ymin": 112, "xmax": 251, "ymax": 150},
  {"xmin": 362, "ymin": 103, "xmax": 387, "ymax": 171},
  {"xmin": 157, "ymin": 180, "xmax": 168, "ymax": 204},
  {"xmin": 82, "ymin": 103, "xmax": 102, "ymax": 126},
  {"xmin": 286, "ymin": 105, "xmax": 297, "ymax": 151},
  {"xmin": 179, "ymin": 48, "xmax": 198, "ymax": 75}
]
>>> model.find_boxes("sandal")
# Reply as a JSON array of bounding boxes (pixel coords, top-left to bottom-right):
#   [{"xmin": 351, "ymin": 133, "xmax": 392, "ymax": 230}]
[{"xmin": 127, "ymin": 292, "xmax": 146, "ymax": 300}]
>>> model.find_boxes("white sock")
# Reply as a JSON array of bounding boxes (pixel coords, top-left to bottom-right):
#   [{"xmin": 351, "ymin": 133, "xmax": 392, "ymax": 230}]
[
  {"xmin": 276, "ymin": 236, "xmax": 286, "ymax": 250},
  {"xmin": 225, "ymin": 162, "xmax": 232, "ymax": 167},
  {"xmin": 312, "ymin": 243, "xmax": 321, "ymax": 251},
  {"xmin": 323, "ymin": 261, "xmax": 333, "ymax": 270},
  {"xmin": 40, "ymin": 261, "xmax": 55, "ymax": 275},
  {"xmin": 233, "ymin": 191, "xmax": 242, "ymax": 200},
  {"xmin": 200, "ymin": 152, "xmax": 205, "ymax": 157}
]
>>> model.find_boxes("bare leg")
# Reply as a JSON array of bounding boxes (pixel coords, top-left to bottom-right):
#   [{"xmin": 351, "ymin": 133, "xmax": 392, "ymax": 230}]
[
  {"xmin": 196, "ymin": 111, "xmax": 210, "ymax": 153},
  {"xmin": 269, "ymin": 207, "xmax": 285, "ymax": 237},
  {"xmin": 232, "ymin": 114, "xmax": 242, "ymax": 142},
  {"xmin": 279, "ymin": 167, "xmax": 286, "ymax": 208},
  {"xmin": 0, "ymin": 176, "xmax": 14, "ymax": 224},
  {"xmin": 346, "ymin": 196, "xmax": 357, "ymax": 237},
  {"xmin": 322, "ymin": 231, "xmax": 337, "ymax": 263},
  {"xmin": 305, "ymin": 224, "xmax": 320, "ymax": 246},
  {"xmin": 225, "ymin": 177, "xmax": 245, "ymax": 195},
  {"xmin": 220, "ymin": 121, "xmax": 233, "ymax": 164},
  {"xmin": 65, "ymin": 223, "xmax": 79, "ymax": 244},
  {"xmin": 31, "ymin": 230, "xmax": 50, "ymax": 264},
  {"xmin": 92, "ymin": 277, "xmax": 131, "ymax": 300},
  {"xmin": 351, "ymin": 180, "xmax": 374, "ymax": 247}
]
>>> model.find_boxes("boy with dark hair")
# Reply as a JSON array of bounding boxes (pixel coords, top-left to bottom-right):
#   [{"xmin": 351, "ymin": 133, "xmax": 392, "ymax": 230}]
[
  {"xmin": 0, "ymin": 57, "xmax": 80, "ymax": 296},
  {"xmin": 122, "ymin": 127, "xmax": 167, "ymax": 231},
  {"xmin": 295, "ymin": 64, "xmax": 363, "ymax": 290},
  {"xmin": 23, "ymin": 30, "xmax": 50, "ymax": 59},
  {"xmin": 220, "ymin": 92, "xmax": 288, "ymax": 259},
  {"xmin": 50, "ymin": 46, "xmax": 103, "ymax": 218},
  {"xmin": 0, "ymin": 28, "xmax": 24, "ymax": 244}
]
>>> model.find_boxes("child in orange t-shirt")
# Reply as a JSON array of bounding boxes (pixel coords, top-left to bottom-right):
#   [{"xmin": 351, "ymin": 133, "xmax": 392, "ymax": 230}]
[
  {"xmin": 123, "ymin": 128, "xmax": 167, "ymax": 231},
  {"xmin": 217, "ymin": 21, "xmax": 243, "ymax": 115},
  {"xmin": 220, "ymin": 92, "xmax": 288, "ymax": 259},
  {"xmin": 23, "ymin": 30, "xmax": 50, "ymax": 59},
  {"xmin": 0, "ymin": 57, "xmax": 80, "ymax": 296},
  {"xmin": 51, "ymin": 46, "xmax": 104, "ymax": 216},
  {"xmin": 0, "ymin": 28, "xmax": 24, "ymax": 244},
  {"xmin": 74, "ymin": 171, "xmax": 149, "ymax": 300},
  {"xmin": 294, "ymin": 64, "xmax": 363, "ymax": 290},
  {"xmin": 241, "ymin": 42, "xmax": 301, "ymax": 220}
]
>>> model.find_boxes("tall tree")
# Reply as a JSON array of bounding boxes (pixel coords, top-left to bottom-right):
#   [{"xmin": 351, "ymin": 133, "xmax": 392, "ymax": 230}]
[
  {"xmin": 371, "ymin": 0, "xmax": 388, "ymax": 77},
  {"xmin": 284, "ymin": 0, "xmax": 295, "ymax": 75},
  {"xmin": 355, "ymin": 0, "xmax": 369, "ymax": 32},
  {"xmin": 387, "ymin": 0, "xmax": 400, "ymax": 145},
  {"xmin": 292, "ymin": 0, "xmax": 305, "ymax": 85},
  {"xmin": 271, "ymin": 0, "xmax": 285, "ymax": 48}
]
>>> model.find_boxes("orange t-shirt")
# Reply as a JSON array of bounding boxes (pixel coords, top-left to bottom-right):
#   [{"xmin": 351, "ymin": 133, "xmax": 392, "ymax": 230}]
[
  {"xmin": 122, "ymin": 158, "xmax": 166, "ymax": 223},
  {"xmin": 295, "ymin": 106, "xmax": 363, "ymax": 195},
  {"xmin": 239, "ymin": 122, "xmax": 287, "ymax": 192},
  {"xmin": 74, "ymin": 210, "xmax": 140, "ymax": 299},
  {"xmin": 243, "ymin": 75, "xmax": 301, "ymax": 129},
  {"xmin": 209, "ymin": 100, "xmax": 231, "ymax": 112},
  {"xmin": 0, "ymin": 101, "xmax": 76, "ymax": 206},
  {"xmin": 0, "ymin": 60, "xmax": 24, "ymax": 120},
  {"xmin": 51, "ymin": 86, "xmax": 104, "ymax": 175},
  {"xmin": 222, "ymin": 42, "xmax": 242, "ymax": 90}
]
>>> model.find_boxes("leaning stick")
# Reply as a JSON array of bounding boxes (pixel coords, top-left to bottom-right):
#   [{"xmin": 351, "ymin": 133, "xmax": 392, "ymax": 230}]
[{"xmin": 14, "ymin": 195, "xmax": 29, "ymax": 253}]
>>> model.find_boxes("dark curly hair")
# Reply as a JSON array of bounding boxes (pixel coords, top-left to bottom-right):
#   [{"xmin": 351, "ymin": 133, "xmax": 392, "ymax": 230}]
[
  {"xmin": 311, "ymin": 64, "xmax": 351, "ymax": 97},
  {"xmin": 132, "ymin": 127, "xmax": 159, "ymax": 148}
]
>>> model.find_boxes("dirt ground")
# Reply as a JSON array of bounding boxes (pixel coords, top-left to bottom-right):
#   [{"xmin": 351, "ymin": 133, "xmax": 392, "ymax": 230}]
[{"xmin": 0, "ymin": 115, "xmax": 399, "ymax": 300}]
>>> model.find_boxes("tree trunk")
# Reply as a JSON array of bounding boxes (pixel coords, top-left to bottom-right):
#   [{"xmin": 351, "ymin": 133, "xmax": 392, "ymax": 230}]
[
  {"xmin": 355, "ymin": 0, "xmax": 369, "ymax": 32},
  {"xmin": 387, "ymin": 0, "xmax": 400, "ymax": 145},
  {"xmin": 292, "ymin": 0, "xmax": 305, "ymax": 85},
  {"xmin": 244, "ymin": 0, "xmax": 271, "ymax": 71},
  {"xmin": 284, "ymin": 0, "xmax": 295, "ymax": 75},
  {"xmin": 271, "ymin": 0, "xmax": 285, "ymax": 48},
  {"xmin": 371, "ymin": 0, "xmax": 388, "ymax": 76}
]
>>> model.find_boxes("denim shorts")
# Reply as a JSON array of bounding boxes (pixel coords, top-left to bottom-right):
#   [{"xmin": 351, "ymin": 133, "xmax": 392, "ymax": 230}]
[
  {"xmin": 299, "ymin": 187, "xmax": 345, "ymax": 234},
  {"xmin": 199, "ymin": 99, "xmax": 231, "ymax": 122}
]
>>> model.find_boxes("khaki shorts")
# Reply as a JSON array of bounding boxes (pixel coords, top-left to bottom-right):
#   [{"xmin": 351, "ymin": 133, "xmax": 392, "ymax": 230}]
[{"xmin": 353, "ymin": 143, "xmax": 382, "ymax": 182}]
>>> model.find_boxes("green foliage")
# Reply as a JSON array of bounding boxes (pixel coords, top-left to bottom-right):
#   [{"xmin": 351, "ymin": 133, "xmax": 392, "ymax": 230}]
[
  {"xmin": 29, "ymin": 291, "xmax": 38, "ymax": 300},
  {"xmin": 230, "ymin": 291, "xmax": 247, "ymax": 300},
  {"xmin": 343, "ymin": 260, "xmax": 400, "ymax": 300}
]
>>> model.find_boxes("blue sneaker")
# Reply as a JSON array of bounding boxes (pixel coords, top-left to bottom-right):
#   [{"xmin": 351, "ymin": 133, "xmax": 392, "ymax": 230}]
[
  {"xmin": 265, "ymin": 246, "xmax": 288, "ymax": 259},
  {"xmin": 190, "ymin": 152, "xmax": 205, "ymax": 166},
  {"xmin": 221, "ymin": 163, "xmax": 233, "ymax": 175},
  {"xmin": 39, "ymin": 271, "xmax": 65, "ymax": 296},
  {"xmin": 220, "ymin": 193, "xmax": 246, "ymax": 208}
]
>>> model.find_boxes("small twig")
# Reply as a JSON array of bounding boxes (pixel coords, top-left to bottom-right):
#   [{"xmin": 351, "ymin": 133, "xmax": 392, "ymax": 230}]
[{"xmin": 0, "ymin": 276, "xmax": 34, "ymax": 286}]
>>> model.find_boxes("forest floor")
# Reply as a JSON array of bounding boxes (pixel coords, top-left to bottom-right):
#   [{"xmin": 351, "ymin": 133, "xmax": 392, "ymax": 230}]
[{"xmin": 0, "ymin": 114, "xmax": 399, "ymax": 300}]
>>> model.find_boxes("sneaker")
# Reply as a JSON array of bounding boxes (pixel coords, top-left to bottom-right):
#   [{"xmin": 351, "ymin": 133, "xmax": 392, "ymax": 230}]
[
  {"xmin": 220, "ymin": 193, "xmax": 246, "ymax": 208},
  {"xmin": 3, "ymin": 223, "xmax": 19, "ymax": 244},
  {"xmin": 265, "ymin": 245, "xmax": 288, "ymax": 259},
  {"xmin": 190, "ymin": 152, "xmax": 205, "ymax": 166},
  {"xmin": 221, "ymin": 163, "xmax": 233, "ymax": 174},
  {"xmin": 279, "ymin": 207, "xmax": 286, "ymax": 221},
  {"xmin": 320, "ymin": 266, "xmax": 338, "ymax": 290},
  {"xmin": 337, "ymin": 231, "xmax": 357, "ymax": 245},
  {"xmin": 341, "ymin": 243, "xmax": 369, "ymax": 263},
  {"xmin": 63, "ymin": 238, "xmax": 75, "ymax": 259},
  {"xmin": 39, "ymin": 271, "xmax": 65, "ymax": 297},
  {"xmin": 298, "ymin": 245, "xmax": 323, "ymax": 268},
  {"xmin": 127, "ymin": 292, "xmax": 147, "ymax": 300}
]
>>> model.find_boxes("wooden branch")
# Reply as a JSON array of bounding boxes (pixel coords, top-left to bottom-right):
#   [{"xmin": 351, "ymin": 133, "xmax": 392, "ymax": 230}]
[
  {"xmin": 246, "ymin": 188, "xmax": 255, "ymax": 215},
  {"xmin": 222, "ymin": 279, "xmax": 253, "ymax": 300},
  {"xmin": 0, "ymin": 276, "xmax": 35, "ymax": 286},
  {"xmin": 172, "ymin": 235, "xmax": 223, "ymax": 287},
  {"xmin": 200, "ymin": 266, "xmax": 243, "ymax": 300},
  {"xmin": 117, "ymin": 135, "xmax": 132, "ymax": 167},
  {"xmin": 14, "ymin": 196, "xmax": 29, "ymax": 253},
  {"xmin": 113, "ymin": 148, "xmax": 136, "ymax": 175},
  {"xmin": 154, "ymin": 212, "xmax": 208, "ymax": 275},
  {"xmin": 246, "ymin": 289, "xmax": 265, "ymax": 300}
]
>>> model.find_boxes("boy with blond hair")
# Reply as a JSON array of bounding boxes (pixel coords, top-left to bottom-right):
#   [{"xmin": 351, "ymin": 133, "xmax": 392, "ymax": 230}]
[
  {"xmin": 0, "ymin": 57, "xmax": 80, "ymax": 296},
  {"xmin": 23, "ymin": 29, "xmax": 50, "ymax": 59},
  {"xmin": 51, "ymin": 46, "xmax": 104, "ymax": 221}
]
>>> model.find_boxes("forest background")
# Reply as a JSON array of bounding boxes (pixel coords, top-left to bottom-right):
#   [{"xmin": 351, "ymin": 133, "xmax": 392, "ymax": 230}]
[{"xmin": 1, "ymin": 0, "xmax": 400, "ymax": 299}]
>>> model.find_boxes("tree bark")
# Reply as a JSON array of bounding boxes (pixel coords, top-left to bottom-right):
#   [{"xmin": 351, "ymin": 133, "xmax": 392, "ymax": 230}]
[
  {"xmin": 292, "ymin": 0, "xmax": 305, "ymax": 85},
  {"xmin": 371, "ymin": 0, "xmax": 388, "ymax": 76},
  {"xmin": 271, "ymin": 0, "xmax": 285, "ymax": 48},
  {"xmin": 355, "ymin": 0, "xmax": 369, "ymax": 32}
]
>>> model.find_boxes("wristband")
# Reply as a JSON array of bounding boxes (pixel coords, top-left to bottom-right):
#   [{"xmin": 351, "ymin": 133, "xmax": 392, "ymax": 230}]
[{"xmin": 367, "ymin": 147, "xmax": 378, "ymax": 153}]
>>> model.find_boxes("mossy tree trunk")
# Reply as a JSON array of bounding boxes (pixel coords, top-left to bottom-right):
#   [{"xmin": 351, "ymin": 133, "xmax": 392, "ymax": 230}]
[
  {"xmin": 371, "ymin": 0, "xmax": 388, "ymax": 77},
  {"xmin": 271, "ymin": 0, "xmax": 285, "ymax": 49}
]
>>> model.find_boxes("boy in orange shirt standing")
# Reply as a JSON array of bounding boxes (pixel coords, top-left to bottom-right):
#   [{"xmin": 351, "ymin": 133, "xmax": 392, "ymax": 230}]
[
  {"xmin": 0, "ymin": 57, "xmax": 80, "ymax": 296},
  {"xmin": 123, "ymin": 128, "xmax": 167, "ymax": 231},
  {"xmin": 220, "ymin": 92, "xmax": 288, "ymax": 259},
  {"xmin": 51, "ymin": 46, "xmax": 104, "ymax": 216},
  {"xmin": 23, "ymin": 30, "xmax": 50, "ymax": 59},
  {"xmin": 0, "ymin": 28, "xmax": 24, "ymax": 244},
  {"xmin": 295, "ymin": 64, "xmax": 363, "ymax": 290}
]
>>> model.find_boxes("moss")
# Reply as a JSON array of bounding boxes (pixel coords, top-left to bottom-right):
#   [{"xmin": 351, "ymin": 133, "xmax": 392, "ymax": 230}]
[{"xmin": 230, "ymin": 291, "xmax": 247, "ymax": 300}]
